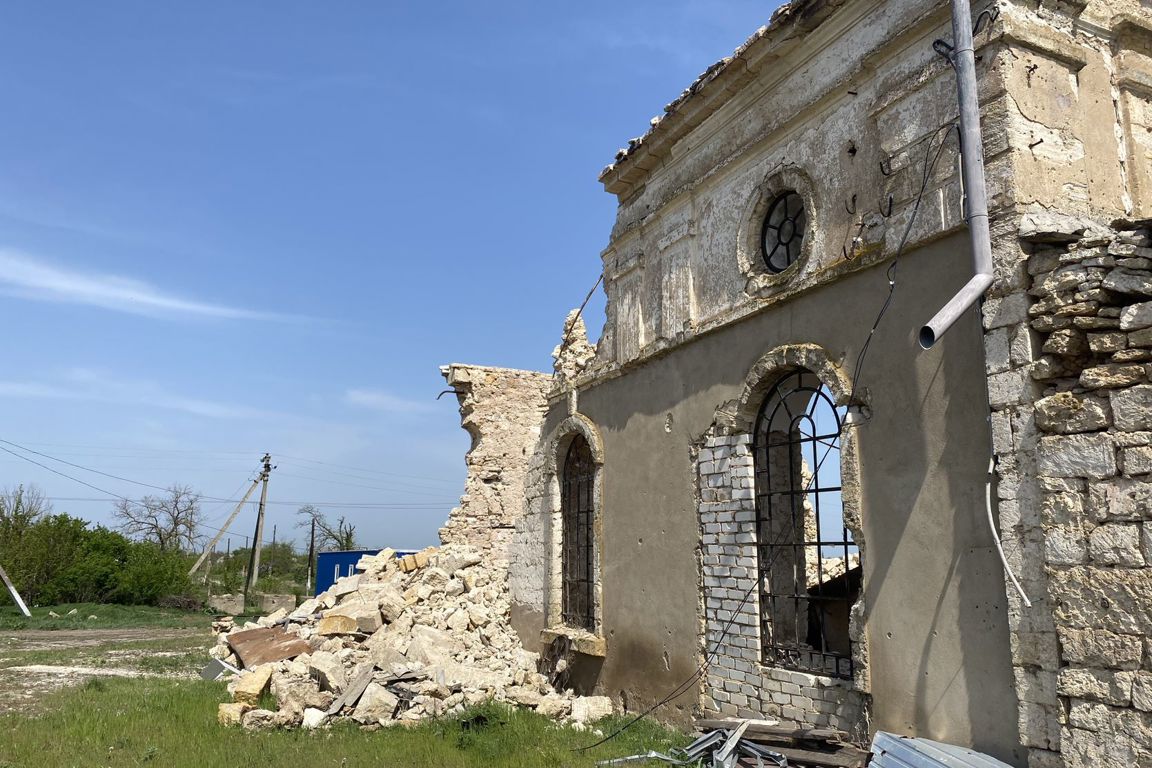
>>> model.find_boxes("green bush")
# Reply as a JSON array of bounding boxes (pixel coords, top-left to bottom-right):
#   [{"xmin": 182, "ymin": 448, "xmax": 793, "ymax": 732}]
[{"xmin": 0, "ymin": 512, "xmax": 193, "ymax": 607}]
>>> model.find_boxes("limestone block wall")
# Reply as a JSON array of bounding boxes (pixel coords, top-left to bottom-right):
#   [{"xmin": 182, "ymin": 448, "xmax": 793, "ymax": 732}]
[
  {"xmin": 986, "ymin": 218, "xmax": 1152, "ymax": 768},
  {"xmin": 697, "ymin": 432, "xmax": 867, "ymax": 736},
  {"xmin": 439, "ymin": 364, "xmax": 551, "ymax": 575}
]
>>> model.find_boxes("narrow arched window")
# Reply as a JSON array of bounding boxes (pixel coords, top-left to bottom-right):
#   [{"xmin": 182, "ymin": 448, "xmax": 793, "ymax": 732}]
[
  {"xmin": 561, "ymin": 434, "xmax": 596, "ymax": 631},
  {"xmin": 754, "ymin": 370, "xmax": 859, "ymax": 679}
]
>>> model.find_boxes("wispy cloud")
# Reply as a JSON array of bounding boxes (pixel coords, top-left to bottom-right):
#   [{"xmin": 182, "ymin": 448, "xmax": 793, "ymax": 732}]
[
  {"xmin": 0, "ymin": 368, "xmax": 272, "ymax": 421},
  {"xmin": 0, "ymin": 248, "xmax": 289, "ymax": 321},
  {"xmin": 345, "ymin": 388, "xmax": 435, "ymax": 414}
]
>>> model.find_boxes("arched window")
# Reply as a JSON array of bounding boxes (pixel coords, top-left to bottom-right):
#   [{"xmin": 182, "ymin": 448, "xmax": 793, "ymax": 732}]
[
  {"xmin": 754, "ymin": 369, "xmax": 859, "ymax": 679},
  {"xmin": 561, "ymin": 434, "xmax": 596, "ymax": 631}
]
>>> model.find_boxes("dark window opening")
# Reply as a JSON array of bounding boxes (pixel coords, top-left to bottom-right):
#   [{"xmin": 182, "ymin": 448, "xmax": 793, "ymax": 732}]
[
  {"xmin": 562, "ymin": 434, "xmax": 596, "ymax": 632},
  {"xmin": 754, "ymin": 370, "xmax": 860, "ymax": 679},
  {"xmin": 761, "ymin": 191, "xmax": 806, "ymax": 273}
]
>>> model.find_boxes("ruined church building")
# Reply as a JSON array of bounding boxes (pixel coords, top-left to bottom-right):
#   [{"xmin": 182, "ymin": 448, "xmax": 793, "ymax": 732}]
[{"xmin": 441, "ymin": 1, "xmax": 1152, "ymax": 765}]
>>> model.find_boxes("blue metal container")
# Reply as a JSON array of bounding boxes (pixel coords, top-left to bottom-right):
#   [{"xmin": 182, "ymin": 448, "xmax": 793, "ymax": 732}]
[
  {"xmin": 315, "ymin": 549, "xmax": 378, "ymax": 595},
  {"xmin": 314, "ymin": 548, "xmax": 422, "ymax": 595}
]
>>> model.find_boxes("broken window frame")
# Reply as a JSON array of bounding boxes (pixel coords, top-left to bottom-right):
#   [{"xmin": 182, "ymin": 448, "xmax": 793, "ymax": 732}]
[
  {"xmin": 561, "ymin": 434, "xmax": 596, "ymax": 632},
  {"xmin": 753, "ymin": 369, "xmax": 858, "ymax": 680}
]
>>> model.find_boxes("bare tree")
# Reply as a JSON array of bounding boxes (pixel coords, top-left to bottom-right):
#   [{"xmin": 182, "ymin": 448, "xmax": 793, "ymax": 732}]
[
  {"xmin": 296, "ymin": 504, "xmax": 358, "ymax": 551},
  {"xmin": 113, "ymin": 484, "xmax": 202, "ymax": 552},
  {"xmin": 0, "ymin": 484, "xmax": 52, "ymax": 542}
]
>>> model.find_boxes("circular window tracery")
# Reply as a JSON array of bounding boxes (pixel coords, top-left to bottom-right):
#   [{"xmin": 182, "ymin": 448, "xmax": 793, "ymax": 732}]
[{"xmin": 761, "ymin": 192, "xmax": 806, "ymax": 273}]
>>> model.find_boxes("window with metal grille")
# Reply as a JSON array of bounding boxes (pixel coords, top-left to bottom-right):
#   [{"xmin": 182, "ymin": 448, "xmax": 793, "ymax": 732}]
[
  {"xmin": 761, "ymin": 191, "xmax": 806, "ymax": 273},
  {"xmin": 754, "ymin": 370, "xmax": 859, "ymax": 679},
  {"xmin": 561, "ymin": 435, "xmax": 596, "ymax": 631}
]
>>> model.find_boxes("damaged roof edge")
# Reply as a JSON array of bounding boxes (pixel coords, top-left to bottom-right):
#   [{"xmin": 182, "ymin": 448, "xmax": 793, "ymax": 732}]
[{"xmin": 598, "ymin": 0, "xmax": 845, "ymax": 194}]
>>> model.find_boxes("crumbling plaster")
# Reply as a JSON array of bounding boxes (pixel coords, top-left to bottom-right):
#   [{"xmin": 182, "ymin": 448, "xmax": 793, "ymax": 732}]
[{"xmin": 439, "ymin": 0, "xmax": 1152, "ymax": 764}]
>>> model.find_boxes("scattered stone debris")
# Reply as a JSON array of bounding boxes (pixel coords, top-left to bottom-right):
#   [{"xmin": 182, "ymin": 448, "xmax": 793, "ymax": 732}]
[{"xmin": 211, "ymin": 544, "xmax": 614, "ymax": 730}]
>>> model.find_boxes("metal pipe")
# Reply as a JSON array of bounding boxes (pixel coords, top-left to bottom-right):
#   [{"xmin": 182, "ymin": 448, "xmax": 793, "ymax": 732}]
[{"xmin": 918, "ymin": 0, "xmax": 994, "ymax": 349}]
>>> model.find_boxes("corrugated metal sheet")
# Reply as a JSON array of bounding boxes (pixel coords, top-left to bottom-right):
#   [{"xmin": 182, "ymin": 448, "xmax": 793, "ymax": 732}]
[{"xmin": 870, "ymin": 732, "xmax": 1017, "ymax": 768}]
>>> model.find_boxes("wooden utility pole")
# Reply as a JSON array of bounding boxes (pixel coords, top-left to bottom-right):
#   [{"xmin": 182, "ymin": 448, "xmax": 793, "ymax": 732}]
[
  {"xmin": 305, "ymin": 517, "xmax": 316, "ymax": 593},
  {"xmin": 243, "ymin": 454, "xmax": 273, "ymax": 599},
  {"xmin": 187, "ymin": 456, "xmax": 268, "ymax": 577},
  {"xmin": 269, "ymin": 524, "xmax": 277, "ymax": 577}
]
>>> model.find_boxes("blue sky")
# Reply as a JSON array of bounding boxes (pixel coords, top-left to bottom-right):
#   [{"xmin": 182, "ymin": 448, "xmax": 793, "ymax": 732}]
[{"xmin": 0, "ymin": 2, "xmax": 778, "ymax": 550}]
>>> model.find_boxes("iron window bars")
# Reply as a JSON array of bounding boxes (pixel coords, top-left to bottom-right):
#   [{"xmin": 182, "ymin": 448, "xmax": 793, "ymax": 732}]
[
  {"xmin": 754, "ymin": 370, "xmax": 859, "ymax": 679},
  {"xmin": 561, "ymin": 435, "xmax": 596, "ymax": 632},
  {"xmin": 761, "ymin": 191, "xmax": 806, "ymax": 273}
]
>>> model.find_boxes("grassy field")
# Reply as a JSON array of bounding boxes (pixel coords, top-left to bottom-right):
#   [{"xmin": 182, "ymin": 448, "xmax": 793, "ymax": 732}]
[
  {"xmin": 0, "ymin": 677, "xmax": 685, "ymax": 768},
  {"xmin": 0, "ymin": 603, "xmax": 219, "ymax": 631}
]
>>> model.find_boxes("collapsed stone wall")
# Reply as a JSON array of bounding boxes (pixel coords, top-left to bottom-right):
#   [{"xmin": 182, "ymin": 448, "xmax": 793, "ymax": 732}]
[
  {"xmin": 213, "ymin": 545, "xmax": 615, "ymax": 730},
  {"xmin": 439, "ymin": 365, "xmax": 551, "ymax": 572},
  {"xmin": 986, "ymin": 214, "xmax": 1152, "ymax": 768}
]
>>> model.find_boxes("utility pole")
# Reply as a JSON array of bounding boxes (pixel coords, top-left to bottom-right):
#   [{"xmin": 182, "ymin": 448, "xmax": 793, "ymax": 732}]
[
  {"xmin": 305, "ymin": 517, "xmax": 316, "ymax": 594},
  {"xmin": 0, "ymin": 562, "xmax": 30, "ymax": 618},
  {"xmin": 269, "ymin": 524, "xmax": 277, "ymax": 577},
  {"xmin": 187, "ymin": 456, "xmax": 268, "ymax": 577},
  {"xmin": 244, "ymin": 453, "xmax": 273, "ymax": 600}
]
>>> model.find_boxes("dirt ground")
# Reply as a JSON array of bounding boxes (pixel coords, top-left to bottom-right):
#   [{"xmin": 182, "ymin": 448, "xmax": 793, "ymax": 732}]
[{"xmin": 0, "ymin": 627, "xmax": 208, "ymax": 715}]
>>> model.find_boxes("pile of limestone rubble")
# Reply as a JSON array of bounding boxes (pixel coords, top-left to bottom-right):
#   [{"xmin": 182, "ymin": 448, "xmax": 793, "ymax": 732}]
[{"xmin": 212, "ymin": 544, "xmax": 613, "ymax": 730}]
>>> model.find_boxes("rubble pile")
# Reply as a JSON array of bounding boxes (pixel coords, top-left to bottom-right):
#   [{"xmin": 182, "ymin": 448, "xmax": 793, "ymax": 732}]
[{"xmin": 211, "ymin": 545, "xmax": 613, "ymax": 730}]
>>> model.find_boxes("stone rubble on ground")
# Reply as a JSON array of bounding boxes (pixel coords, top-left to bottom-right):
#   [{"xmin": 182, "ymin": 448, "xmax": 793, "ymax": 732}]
[{"xmin": 211, "ymin": 544, "xmax": 612, "ymax": 731}]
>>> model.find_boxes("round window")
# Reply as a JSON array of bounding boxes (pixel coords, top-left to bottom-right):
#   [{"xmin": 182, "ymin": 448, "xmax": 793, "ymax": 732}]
[{"xmin": 761, "ymin": 192, "xmax": 806, "ymax": 273}]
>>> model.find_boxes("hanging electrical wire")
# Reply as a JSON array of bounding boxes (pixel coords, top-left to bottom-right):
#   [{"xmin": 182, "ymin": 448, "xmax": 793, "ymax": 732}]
[{"xmin": 849, "ymin": 122, "xmax": 959, "ymax": 405}]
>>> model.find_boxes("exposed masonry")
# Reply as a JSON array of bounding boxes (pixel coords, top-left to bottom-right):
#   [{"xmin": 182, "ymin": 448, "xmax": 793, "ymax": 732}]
[
  {"xmin": 439, "ymin": 364, "xmax": 551, "ymax": 575},
  {"xmin": 696, "ymin": 344, "xmax": 868, "ymax": 739},
  {"xmin": 986, "ymin": 216, "xmax": 1152, "ymax": 768},
  {"xmin": 515, "ymin": 411, "xmax": 605, "ymax": 637},
  {"xmin": 697, "ymin": 432, "xmax": 867, "ymax": 737}
]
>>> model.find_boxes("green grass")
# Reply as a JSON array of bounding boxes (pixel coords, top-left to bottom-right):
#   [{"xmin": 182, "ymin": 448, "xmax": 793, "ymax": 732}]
[
  {"xmin": 0, "ymin": 677, "xmax": 687, "ymax": 767},
  {"xmin": 0, "ymin": 603, "xmax": 213, "ymax": 631}
]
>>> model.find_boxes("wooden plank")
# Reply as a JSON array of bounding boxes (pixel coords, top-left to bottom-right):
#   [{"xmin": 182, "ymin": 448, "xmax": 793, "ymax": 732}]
[
  {"xmin": 226, "ymin": 626, "xmax": 311, "ymax": 669},
  {"xmin": 696, "ymin": 719, "xmax": 848, "ymax": 743},
  {"xmin": 746, "ymin": 743, "xmax": 867, "ymax": 768}
]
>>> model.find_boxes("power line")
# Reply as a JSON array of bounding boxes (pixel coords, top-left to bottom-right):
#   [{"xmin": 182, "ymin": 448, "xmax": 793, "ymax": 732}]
[
  {"xmin": 0, "ymin": 437, "xmax": 456, "ymax": 508},
  {"xmin": 275, "ymin": 470, "xmax": 460, "ymax": 498},
  {"xmin": 6, "ymin": 440, "xmax": 461, "ymax": 483},
  {"xmin": 36, "ymin": 496, "xmax": 452, "ymax": 509},
  {"xmin": 276, "ymin": 454, "xmax": 460, "ymax": 485}
]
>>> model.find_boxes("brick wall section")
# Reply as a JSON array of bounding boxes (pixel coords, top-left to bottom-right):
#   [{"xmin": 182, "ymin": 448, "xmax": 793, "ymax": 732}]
[
  {"xmin": 440, "ymin": 364, "xmax": 551, "ymax": 574},
  {"xmin": 697, "ymin": 432, "xmax": 866, "ymax": 736},
  {"xmin": 986, "ymin": 216, "xmax": 1152, "ymax": 768}
]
